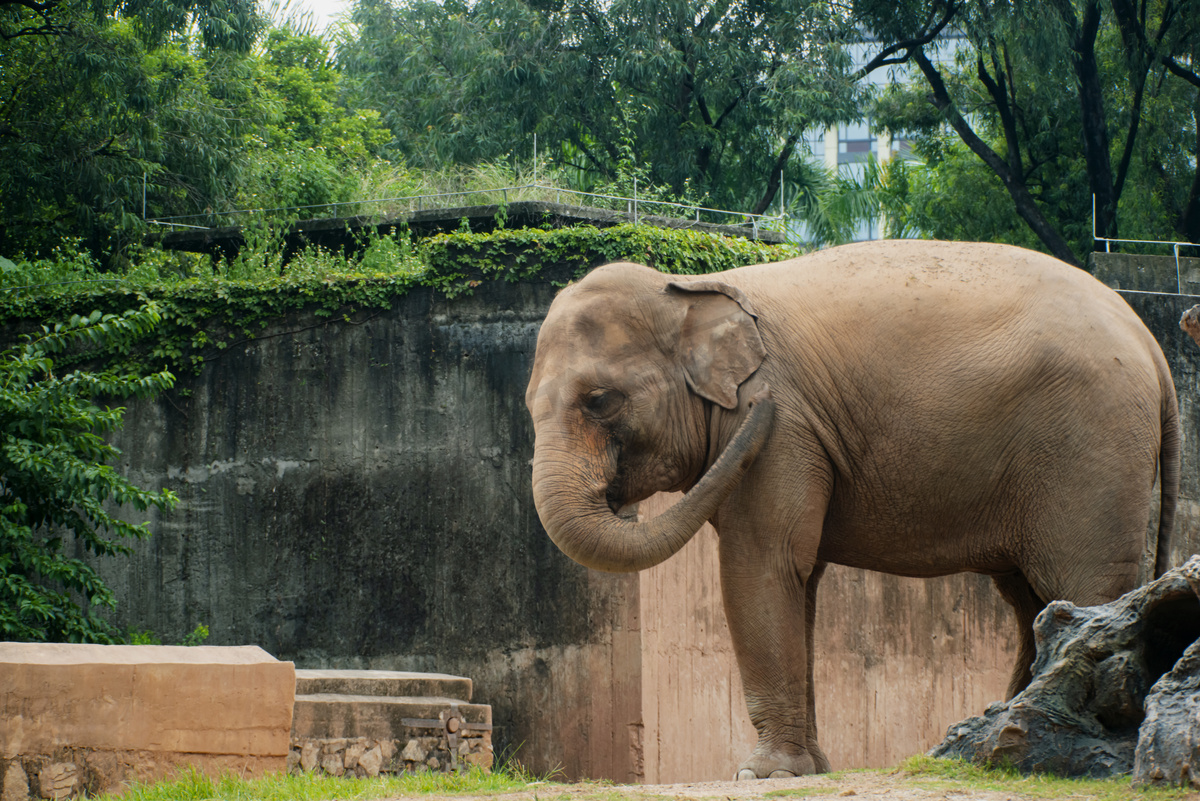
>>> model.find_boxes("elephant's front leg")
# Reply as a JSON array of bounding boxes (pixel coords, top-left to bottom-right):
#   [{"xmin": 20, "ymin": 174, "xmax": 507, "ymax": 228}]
[{"xmin": 720, "ymin": 528, "xmax": 824, "ymax": 779}]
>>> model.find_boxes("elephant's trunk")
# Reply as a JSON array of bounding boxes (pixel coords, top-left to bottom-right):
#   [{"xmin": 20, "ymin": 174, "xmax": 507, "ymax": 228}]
[{"xmin": 531, "ymin": 389, "xmax": 775, "ymax": 572}]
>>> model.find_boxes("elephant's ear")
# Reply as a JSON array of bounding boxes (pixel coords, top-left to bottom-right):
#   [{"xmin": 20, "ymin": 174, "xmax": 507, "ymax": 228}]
[{"xmin": 666, "ymin": 280, "xmax": 766, "ymax": 410}]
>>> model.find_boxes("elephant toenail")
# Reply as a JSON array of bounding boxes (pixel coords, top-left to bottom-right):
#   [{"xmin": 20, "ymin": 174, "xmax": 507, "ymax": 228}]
[
  {"xmin": 768, "ymin": 770, "xmax": 797, "ymax": 779},
  {"xmin": 736, "ymin": 769, "xmax": 758, "ymax": 781}
]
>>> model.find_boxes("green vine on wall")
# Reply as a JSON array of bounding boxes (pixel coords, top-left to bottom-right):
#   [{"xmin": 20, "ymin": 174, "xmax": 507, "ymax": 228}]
[{"xmin": 0, "ymin": 224, "xmax": 803, "ymax": 378}]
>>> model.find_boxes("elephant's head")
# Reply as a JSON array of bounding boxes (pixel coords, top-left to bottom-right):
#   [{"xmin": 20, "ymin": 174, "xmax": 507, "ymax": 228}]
[{"xmin": 524, "ymin": 261, "xmax": 776, "ymax": 573}]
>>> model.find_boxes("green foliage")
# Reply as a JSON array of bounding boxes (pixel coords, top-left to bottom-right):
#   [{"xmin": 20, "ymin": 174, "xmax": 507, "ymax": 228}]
[
  {"xmin": 857, "ymin": 0, "xmax": 1200, "ymax": 257},
  {"xmin": 0, "ymin": 304, "xmax": 177, "ymax": 643},
  {"xmin": 126, "ymin": 622, "xmax": 210, "ymax": 645},
  {"xmin": 235, "ymin": 27, "xmax": 392, "ymax": 215},
  {"xmin": 339, "ymin": 0, "xmax": 862, "ymax": 213},
  {"xmin": 0, "ymin": 1, "xmax": 271, "ymax": 261},
  {"xmin": 0, "ymin": 227, "xmax": 801, "ymax": 383}
]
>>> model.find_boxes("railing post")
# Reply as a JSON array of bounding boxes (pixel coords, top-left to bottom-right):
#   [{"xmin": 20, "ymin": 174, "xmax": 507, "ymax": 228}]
[{"xmin": 1176, "ymin": 243, "xmax": 1182, "ymax": 294}]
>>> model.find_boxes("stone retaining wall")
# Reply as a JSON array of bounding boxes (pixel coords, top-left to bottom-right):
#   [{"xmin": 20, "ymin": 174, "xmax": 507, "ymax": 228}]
[{"xmin": 288, "ymin": 734, "xmax": 492, "ymax": 777}]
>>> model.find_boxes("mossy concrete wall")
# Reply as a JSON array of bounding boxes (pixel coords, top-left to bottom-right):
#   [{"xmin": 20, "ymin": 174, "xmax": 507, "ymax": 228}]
[{"xmin": 95, "ymin": 255, "xmax": 1200, "ymax": 782}]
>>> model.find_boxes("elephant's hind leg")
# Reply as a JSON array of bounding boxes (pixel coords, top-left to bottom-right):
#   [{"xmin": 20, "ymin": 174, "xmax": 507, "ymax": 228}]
[
  {"xmin": 805, "ymin": 562, "xmax": 831, "ymax": 774},
  {"xmin": 992, "ymin": 571, "xmax": 1046, "ymax": 698}
]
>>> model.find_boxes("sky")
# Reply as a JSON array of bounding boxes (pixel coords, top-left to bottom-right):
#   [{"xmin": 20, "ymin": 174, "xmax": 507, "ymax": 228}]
[{"xmin": 290, "ymin": 0, "xmax": 352, "ymax": 31}]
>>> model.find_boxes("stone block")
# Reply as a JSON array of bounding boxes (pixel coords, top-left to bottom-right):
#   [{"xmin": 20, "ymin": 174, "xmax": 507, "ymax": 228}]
[
  {"xmin": 36, "ymin": 765, "xmax": 77, "ymax": 800},
  {"xmin": 344, "ymin": 742, "xmax": 364, "ymax": 769},
  {"xmin": 2, "ymin": 762, "xmax": 29, "ymax": 801},
  {"xmin": 295, "ymin": 671, "xmax": 472, "ymax": 701},
  {"xmin": 292, "ymin": 696, "xmax": 491, "ymax": 741},
  {"xmin": 0, "ymin": 643, "xmax": 294, "ymax": 758},
  {"xmin": 300, "ymin": 743, "xmax": 319, "ymax": 772},
  {"xmin": 359, "ymin": 747, "xmax": 383, "ymax": 777}
]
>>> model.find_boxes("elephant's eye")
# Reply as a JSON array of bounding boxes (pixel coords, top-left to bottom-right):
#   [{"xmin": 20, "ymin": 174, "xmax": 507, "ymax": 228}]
[{"xmin": 582, "ymin": 389, "xmax": 623, "ymax": 418}]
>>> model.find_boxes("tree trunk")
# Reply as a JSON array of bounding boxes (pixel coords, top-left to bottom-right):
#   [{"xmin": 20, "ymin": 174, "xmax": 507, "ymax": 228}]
[{"xmin": 751, "ymin": 133, "xmax": 800, "ymax": 216}]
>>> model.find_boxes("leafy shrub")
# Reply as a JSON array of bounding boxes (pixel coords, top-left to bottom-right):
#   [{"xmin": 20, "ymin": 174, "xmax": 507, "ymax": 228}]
[{"xmin": 0, "ymin": 305, "xmax": 177, "ymax": 642}]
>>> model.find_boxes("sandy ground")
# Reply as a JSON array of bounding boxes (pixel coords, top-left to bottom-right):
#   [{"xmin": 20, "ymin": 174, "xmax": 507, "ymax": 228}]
[{"xmin": 390, "ymin": 768, "xmax": 1199, "ymax": 801}]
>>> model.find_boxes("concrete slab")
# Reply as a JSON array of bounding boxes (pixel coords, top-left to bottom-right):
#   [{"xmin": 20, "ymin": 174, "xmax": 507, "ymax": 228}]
[
  {"xmin": 0, "ymin": 643, "xmax": 295, "ymax": 796},
  {"xmin": 1, "ymin": 643, "xmax": 294, "ymax": 758}
]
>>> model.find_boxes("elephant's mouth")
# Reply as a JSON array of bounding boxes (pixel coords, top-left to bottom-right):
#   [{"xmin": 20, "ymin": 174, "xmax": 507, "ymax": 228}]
[{"xmin": 605, "ymin": 478, "xmax": 643, "ymax": 520}]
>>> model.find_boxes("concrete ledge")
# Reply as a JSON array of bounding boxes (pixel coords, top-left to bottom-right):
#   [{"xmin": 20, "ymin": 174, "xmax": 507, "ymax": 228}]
[
  {"xmin": 0, "ymin": 643, "xmax": 295, "ymax": 797},
  {"xmin": 295, "ymin": 669, "xmax": 472, "ymax": 701},
  {"xmin": 1090, "ymin": 251, "xmax": 1200, "ymax": 293}
]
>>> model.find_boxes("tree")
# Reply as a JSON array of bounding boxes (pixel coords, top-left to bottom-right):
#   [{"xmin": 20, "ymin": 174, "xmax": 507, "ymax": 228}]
[
  {"xmin": 0, "ymin": 301, "xmax": 177, "ymax": 642},
  {"xmin": 856, "ymin": 0, "xmax": 1200, "ymax": 262},
  {"xmin": 236, "ymin": 26, "xmax": 391, "ymax": 212},
  {"xmin": 0, "ymin": 0, "xmax": 267, "ymax": 260},
  {"xmin": 340, "ymin": 0, "xmax": 863, "ymax": 213}
]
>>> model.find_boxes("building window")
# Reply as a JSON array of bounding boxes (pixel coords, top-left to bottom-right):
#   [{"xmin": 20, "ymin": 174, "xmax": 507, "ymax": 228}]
[{"xmin": 838, "ymin": 121, "xmax": 875, "ymax": 164}]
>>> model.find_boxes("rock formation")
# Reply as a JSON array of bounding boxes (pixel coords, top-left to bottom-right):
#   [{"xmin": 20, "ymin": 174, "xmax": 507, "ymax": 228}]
[
  {"xmin": 1180, "ymin": 305, "xmax": 1200, "ymax": 348},
  {"xmin": 932, "ymin": 556, "xmax": 1200, "ymax": 782}
]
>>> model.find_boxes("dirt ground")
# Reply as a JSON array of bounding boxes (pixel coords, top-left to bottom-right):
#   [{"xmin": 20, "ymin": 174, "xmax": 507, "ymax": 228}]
[{"xmin": 387, "ymin": 769, "xmax": 1199, "ymax": 801}]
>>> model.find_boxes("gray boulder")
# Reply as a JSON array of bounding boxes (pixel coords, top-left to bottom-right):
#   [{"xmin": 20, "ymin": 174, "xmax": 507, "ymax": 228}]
[{"xmin": 932, "ymin": 556, "xmax": 1200, "ymax": 781}]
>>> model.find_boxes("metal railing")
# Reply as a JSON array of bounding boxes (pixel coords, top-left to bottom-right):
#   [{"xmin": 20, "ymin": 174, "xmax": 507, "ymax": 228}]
[
  {"xmin": 1092, "ymin": 195, "xmax": 1197, "ymax": 294},
  {"xmin": 144, "ymin": 182, "xmax": 786, "ymax": 237}
]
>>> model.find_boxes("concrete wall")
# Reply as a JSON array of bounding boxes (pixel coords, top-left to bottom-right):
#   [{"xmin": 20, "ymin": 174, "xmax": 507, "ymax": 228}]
[{"xmin": 91, "ymin": 255, "xmax": 1200, "ymax": 783}]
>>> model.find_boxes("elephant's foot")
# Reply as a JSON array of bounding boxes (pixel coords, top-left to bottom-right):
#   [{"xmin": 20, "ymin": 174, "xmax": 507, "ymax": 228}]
[{"xmin": 734, "ymin": 747, "xmax": 823, "ymax": 780}]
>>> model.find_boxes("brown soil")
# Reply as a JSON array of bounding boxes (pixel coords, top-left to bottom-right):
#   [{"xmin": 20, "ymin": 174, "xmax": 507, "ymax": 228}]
[{"xmin": 390, "ymin": 769, "xmax": 1199, "ymax": 801}]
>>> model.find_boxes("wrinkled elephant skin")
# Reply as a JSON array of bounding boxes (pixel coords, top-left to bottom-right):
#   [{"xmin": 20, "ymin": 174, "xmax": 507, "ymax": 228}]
[{"xmin": 524, "ymin": 240, "xmax": 1180, "ymax": 780}]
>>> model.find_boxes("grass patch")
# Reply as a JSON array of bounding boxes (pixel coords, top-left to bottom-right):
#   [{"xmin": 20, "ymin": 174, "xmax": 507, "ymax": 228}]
[
  {"xmin": 897, "ymin": 756, "xmax": 1195, "ymax": 801},
  {"xmin": 104, "ymin": 766, "xmax": 550, "ymax": 801}
]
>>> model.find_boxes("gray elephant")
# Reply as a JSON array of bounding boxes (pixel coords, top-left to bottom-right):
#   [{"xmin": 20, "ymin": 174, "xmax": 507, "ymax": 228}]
[{"xmin": 524, "ymin": 239, "xmax": 1180, "ymax": 780}]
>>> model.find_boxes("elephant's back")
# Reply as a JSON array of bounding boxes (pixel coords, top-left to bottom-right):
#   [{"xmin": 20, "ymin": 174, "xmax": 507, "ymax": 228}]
[
  {"xmin": 748, "ymin": 239, "xmax": 1100, "ymax": 299},
  {"xmin": 738, "ymin": 239, "xmax": 1159, "ymax": 369}
]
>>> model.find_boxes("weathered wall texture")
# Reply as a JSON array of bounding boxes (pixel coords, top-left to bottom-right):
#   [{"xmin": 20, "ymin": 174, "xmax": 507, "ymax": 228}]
[{"xmin": 92, "ymin": 255, "xmax": 1200, "ymax": 783}]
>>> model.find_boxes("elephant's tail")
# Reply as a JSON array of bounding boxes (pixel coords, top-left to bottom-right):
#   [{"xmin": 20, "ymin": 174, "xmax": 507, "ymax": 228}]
[{"xmin": 1154, "ymin": 373, "xmax": 1181, "ymax": 578}]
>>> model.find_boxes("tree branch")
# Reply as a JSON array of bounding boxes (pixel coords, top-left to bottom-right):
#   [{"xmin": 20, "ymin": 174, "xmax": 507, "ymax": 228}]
[
  {"xmin": 854, "ymin": 1, "xmax": 960, "ymax": 80},
  {"xmin": 975, "ymin": 50, "xmax": 1021, "ymax": 177},
  {"xmin": 912, "ymin": 50, "xmax": 1081, "ymax": 266}
]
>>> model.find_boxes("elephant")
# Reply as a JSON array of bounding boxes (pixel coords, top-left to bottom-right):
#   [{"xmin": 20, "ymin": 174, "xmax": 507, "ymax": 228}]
[{"xmin": 524, "ymin": 239, "xmax": 1180, "ymax": 780}]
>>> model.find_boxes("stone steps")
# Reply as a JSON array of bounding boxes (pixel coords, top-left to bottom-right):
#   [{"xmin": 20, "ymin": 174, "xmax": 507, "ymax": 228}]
[
  {"xmin": 294, "ymin": 669, "xmax": 473, "ymax": 700},
  {"xmin": 289, "ymin": 669, "xmax": 493, "ymax": 777}
]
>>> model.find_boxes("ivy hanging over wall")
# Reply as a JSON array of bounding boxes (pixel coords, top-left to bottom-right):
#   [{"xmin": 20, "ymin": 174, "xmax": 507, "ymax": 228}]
[{"xmin": 1, "ymin": 224, "xmax": 804, "ymax": 377}]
